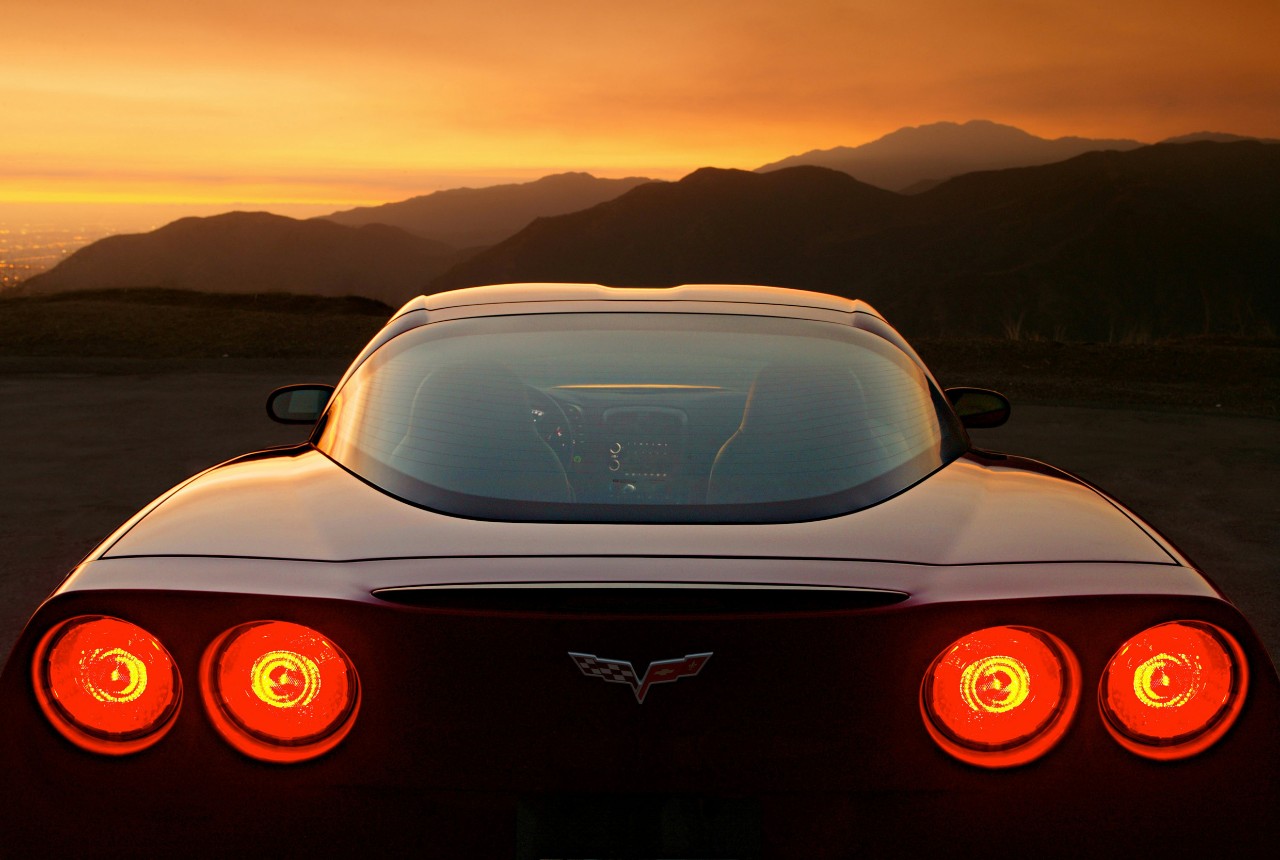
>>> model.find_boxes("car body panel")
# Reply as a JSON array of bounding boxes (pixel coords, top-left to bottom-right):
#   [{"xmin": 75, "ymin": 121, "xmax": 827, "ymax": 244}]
[
  {"xmin": 96, "ymin": 450, "xmax": 1176, "ymax": 568},
  {"xmin": 3, "ymin": 283, "xmax": 1275, "ymax": 857},
  {"xmin": 403, "ymin": 282, "xmax": 880, "ymax": 317},
  {"xmin": 63, "ymin": 556, "xmax": 1219, "ymax": 603},
  {"xmin": 3, "ymin": 574, "xmax": 1275, "ymax": 857}
]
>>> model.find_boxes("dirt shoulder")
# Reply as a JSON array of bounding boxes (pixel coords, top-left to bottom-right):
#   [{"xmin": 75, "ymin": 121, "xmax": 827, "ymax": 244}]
[
  {"xmin": 970, "ymin": 406, "xmax": 1279, "ymax": 668},
  {"xmin": 917, "ymin": 338, "xmax": 1279, "ymax": 418}
]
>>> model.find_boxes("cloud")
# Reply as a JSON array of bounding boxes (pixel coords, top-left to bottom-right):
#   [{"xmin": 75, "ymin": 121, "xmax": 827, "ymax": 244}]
[{"xmin": 1, "ymin": 0, "xmax": 1277, "ymax": 207}]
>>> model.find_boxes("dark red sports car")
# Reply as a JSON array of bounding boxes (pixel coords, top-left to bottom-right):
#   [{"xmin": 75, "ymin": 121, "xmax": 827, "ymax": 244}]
[{"xmin": 2, "ymin": 284, "xmax": 1275, "ymax": 857}]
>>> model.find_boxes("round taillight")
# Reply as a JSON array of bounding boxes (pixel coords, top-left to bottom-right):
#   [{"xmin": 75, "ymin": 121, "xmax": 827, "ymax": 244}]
[
  {"xmin": 1100, "ymin": 621, "xmax": 1246, "ymax": 759},
  {"xmin": 202, "ymin": 621, "xmax": 359, "ymax": 762},
  {"xmin": 33, "ymin": 616, "xmax": 182, "ymax": 754},
  {"xmin": 921, "ymin": 625, "xmax": 1078, "ymax": 767}
]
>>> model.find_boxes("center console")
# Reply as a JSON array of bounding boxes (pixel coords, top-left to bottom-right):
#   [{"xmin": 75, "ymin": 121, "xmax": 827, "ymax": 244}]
[{"xmin": 599, "ymin": 406, "xmax": 687, "ymax": 502}]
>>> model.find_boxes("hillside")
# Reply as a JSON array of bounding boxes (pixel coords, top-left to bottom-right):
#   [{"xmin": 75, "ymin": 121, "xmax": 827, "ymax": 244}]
[
  {"xmin": 757, "ymin": 119, "xmax": 1145, "ymax": 190},
  {"xmin": 429, "ymin": 166, "xmax": 899, "ymax": 288},
  {"xmin": 20, "ymin": 212, "xmax": 457, "ymax": 307},
  {"xmin": 322, "ymin": 172, "xmax": 657, "ymax": 247},
  {"xmin": 432, "ymin": 141, "xmax": 1280, "ymax": 341}
]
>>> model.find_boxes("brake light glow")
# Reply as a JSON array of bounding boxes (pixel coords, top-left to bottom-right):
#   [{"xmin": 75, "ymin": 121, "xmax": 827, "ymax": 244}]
[
  {"xmin": 1100, "ymin": 621, "xmax": 1246, "ymax": 759},
  {"xmin": 921, "ymin": 625, "xmax": 1078, "ymax": 767},
  {"xmin": 33, "ymin": 616, "xmax": 181, "ymax": 754},
  {"xmin": 202, "ymin": 621, "xmax": 359, "ymax": 762}
]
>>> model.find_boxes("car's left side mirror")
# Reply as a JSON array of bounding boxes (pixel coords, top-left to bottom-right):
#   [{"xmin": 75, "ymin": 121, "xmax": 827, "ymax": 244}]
[
  {"xmin": 945, "ymin": 387, "xmax": 1011, "ymax": 429},
  {"xmin": 267, "ymin": 384, "xmax": 335, "ymax": 424}
]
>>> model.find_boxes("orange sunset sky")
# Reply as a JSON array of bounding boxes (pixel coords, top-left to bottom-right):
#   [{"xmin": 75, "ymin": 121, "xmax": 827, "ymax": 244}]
[{"xmin": 3, "ymin": 0, "xmax": 1278, "ymax": 225}]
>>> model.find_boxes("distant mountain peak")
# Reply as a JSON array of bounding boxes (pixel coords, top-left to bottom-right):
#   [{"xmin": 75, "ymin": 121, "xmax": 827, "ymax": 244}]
[
  {"xmin": 22, "ymin": 213, "xmax": 455, "ymax": 307},
  {"xmin": 757, "ymin": 120, "xmax": 1146, "ymax": 190},
  {"xmin": 432, "ymin": 141, "xmax": 1280, "ymax": 341},
  {"xmin": 323, "ymin": 172, "xmax": 657, "ymax": 248},
  {"xmin": 680, "ymin": 166, "xmax": 755, "ymax": 182},
  {"xmin": 1160, "ymin": 131, "xmax": 1280, "ymax": 145},
  {"xmin": 531, "ymin": 170, "xmax": 627, "ymax": 183},
  {"xmin": 159, "ymin": 210, "xmax": 298, "ymax": 231},
  {"xmin": 883, "ymin": 118, "xmax": 1037, "ymax": 139}
]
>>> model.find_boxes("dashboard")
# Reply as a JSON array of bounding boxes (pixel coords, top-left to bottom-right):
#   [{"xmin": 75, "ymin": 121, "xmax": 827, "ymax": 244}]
[{"xmin": 529, "ymin": 385, "xmax": 746, "ymax": 504}]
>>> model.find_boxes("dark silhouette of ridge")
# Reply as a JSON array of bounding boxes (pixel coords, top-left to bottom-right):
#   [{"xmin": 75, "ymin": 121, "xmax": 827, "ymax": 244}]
[
  {"xmin": 21, "ymin": 212, "xmax": 457, "ymax": 307},
  {"xmin": 322, "ymin": 172, "xmax": 657, "ymax": 247},
  {"xmin": 432, "ymin": 141, "xmax": 1280, "ymax": 340},
  {"xmin": 17, "ymin": 134, "xmax": 1279, "ymax": 341},
  {"xmin": 1161, "ymin": 132, "xmax": 1280, "ymax": 145},
  {"xmin": 757, "ymin": 119, "xmax": 1145, "ymax": 191},
  {"xmin": 431, "ymin": 166, "xmax": 899, "ymax": 289}
]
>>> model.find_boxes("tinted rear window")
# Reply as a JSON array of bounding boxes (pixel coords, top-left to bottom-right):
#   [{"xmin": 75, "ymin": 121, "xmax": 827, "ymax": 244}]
[{"xmin": 317, "ymin": 313, "xmax": 963, "ymax": 522}]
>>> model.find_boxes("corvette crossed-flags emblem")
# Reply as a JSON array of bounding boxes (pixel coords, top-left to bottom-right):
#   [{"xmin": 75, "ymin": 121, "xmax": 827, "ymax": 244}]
[{"xmin": 569, "ymin": 652, "xmax": 713, "ymax": 703}]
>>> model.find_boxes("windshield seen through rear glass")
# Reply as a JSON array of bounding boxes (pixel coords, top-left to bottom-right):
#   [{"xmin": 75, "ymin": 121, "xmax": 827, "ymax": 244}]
[{"xmin": 316, "ymin": 313, "xmax": 963, "ymax": 523}]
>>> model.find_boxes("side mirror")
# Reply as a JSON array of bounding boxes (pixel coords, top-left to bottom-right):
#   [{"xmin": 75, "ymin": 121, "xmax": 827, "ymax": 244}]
[
  {"xmin": 267, "ymin": 384, "xmax": 335, "ymax": 424},
  {"xmin": 945, "ymin": 387, "xmax": 1011, "ymax": 429}
]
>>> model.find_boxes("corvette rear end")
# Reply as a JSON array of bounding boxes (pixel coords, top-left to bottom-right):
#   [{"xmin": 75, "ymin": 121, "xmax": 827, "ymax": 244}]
[
  {"xmin": 5, "ymin": 552, "xmax": 1275, "ymax": 856},
  {"xmin": 1, "ymin": 284, "xmax": 1275, "ymax": 858}
]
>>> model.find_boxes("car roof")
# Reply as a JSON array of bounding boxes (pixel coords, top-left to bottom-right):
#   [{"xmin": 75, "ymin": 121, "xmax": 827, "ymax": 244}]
[
  {"xmin": 340, "ymin": 283, "xmax": 930, "ymax": 396},
  {"xmin": 392, "ymin": 283, "xmax": 883, "ymax": 320}
]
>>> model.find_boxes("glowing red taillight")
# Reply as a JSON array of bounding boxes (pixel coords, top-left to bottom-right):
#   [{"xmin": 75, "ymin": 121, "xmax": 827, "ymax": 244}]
[
  {"xmin": 1100, "ymin": 621, "xmax": 1246, "ymax": 759},
  {"xmin": 202, "ymin": 621, "xmax": 359, "ymax": 762},
  {"xmin": 921, "ymin": 625, "xmax": 1078, "ymax": 767},
  {"xmin": 33, "ymin": 616, "xmax": 181, "ymax": 754}
]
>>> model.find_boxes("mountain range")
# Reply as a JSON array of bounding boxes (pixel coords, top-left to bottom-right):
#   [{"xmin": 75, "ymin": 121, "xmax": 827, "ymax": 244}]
[
  {"xmin": 15, "ymin": 121, "xmax": 1280, "ymax": 340},
  {"xmin": 20, "ymin": 213, "xmax": 458, "ymax": 307},
  {"xmin": 755, "ymin": 120, "xmax": 1278, "ymax": 192},
  {"xmin": 322, "ymin": 172, "xmax": 655, "ymax": 247},
  {"xmin": 434, "ymin": 141, "xmax": 1280, "ymax": 340},
  {"xmin": 755, "ymin": 120, "xmax": 1147, "ymax": 191}
]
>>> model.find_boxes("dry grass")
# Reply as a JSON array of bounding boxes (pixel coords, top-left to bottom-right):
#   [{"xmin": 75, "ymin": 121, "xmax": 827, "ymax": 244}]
[
  {"xmin": 0, "ymin": 289, "xmax": 388, "ymax": 360},
  {"xmin": 2, "ymin": 289, "xmax": 1276, "ymax": 417}
]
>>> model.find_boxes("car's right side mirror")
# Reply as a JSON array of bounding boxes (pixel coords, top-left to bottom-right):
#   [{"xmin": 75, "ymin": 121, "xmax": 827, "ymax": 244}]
[
  {"xmin": 945, "ymin": 387, "xmax": 1011, "ymax": 429},
  {"xmin": 267, "ymin": 384, "xmax": 335, "ymax": 424}
]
